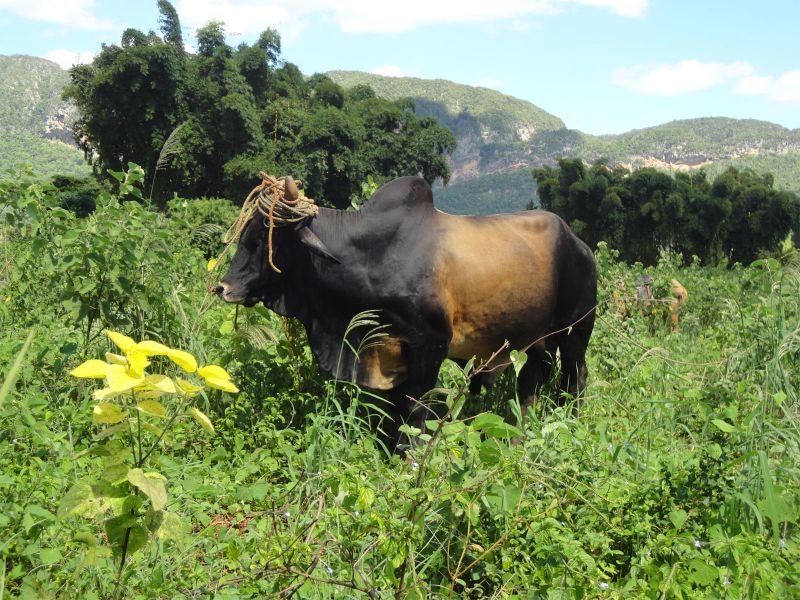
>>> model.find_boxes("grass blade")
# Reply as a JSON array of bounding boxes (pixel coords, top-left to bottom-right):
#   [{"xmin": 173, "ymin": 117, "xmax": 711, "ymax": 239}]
[{"xmin": 0, "ymin": 328, "xmax": 35, "ymax": 408}]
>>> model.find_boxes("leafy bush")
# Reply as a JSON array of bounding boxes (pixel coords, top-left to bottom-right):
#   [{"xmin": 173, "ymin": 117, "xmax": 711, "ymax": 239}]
[{"xmin": 1, "ymin": 167, "xmax": 799, "ymax": 598}]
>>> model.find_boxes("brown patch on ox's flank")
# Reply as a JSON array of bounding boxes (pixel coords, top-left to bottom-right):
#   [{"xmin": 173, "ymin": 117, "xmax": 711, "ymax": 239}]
[
  {"xmin": 434, "ymin": 211, "xmax": 559, "ymax": 364},
  {"xmin": 355, "ymin": 336, "xmax": 408, "ymax": 390}
]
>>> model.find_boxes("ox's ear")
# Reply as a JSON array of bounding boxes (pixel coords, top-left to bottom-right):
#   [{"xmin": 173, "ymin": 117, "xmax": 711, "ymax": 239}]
[{"xmin": 294, "ymin": 223, "xmax": 340, "ymax": 264}]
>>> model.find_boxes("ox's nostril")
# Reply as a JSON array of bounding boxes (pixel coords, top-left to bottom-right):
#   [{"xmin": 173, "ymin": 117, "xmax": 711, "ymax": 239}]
[{"xmin": 213, "ymin": 285, "xmax": 224, "ymax": 296}]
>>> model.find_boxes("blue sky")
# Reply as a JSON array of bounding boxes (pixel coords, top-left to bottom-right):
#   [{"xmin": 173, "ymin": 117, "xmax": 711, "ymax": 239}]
[{"xmin": 1, "ymin": 0, "xmax": 798, "ymax": 134}]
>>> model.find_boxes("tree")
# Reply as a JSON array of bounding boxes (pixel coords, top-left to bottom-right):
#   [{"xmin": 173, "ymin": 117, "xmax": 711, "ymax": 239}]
[
  {"xmin": 64, "ymin": 5, "xmax": 455, "ymax": 206},
  {"xmin": 157, "ymin": 0, "xmax": 183, "ymax": 47}
]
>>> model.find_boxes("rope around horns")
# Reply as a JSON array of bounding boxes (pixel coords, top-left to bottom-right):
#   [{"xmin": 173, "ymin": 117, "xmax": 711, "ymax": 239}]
[{"xmin": 207, "ymin": 173, "xmax": 320, "ymax": 290}]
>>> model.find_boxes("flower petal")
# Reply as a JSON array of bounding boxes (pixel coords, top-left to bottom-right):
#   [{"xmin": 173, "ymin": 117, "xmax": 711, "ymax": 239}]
[{"xmin": 71, "ymin": 359, "xmax": 110, "ymax": 379}]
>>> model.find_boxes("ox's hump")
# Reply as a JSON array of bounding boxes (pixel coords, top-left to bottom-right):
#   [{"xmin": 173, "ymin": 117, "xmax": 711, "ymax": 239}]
[{"xmin": 364, "ymin": 176, "xmax": 434, "ymax": 214}]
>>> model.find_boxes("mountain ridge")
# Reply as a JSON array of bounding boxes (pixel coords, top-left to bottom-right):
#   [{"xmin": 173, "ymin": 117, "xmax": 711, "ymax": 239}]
[{"xmin": 2, "ymin": 55, "xmax": 797, "ymax": 212}]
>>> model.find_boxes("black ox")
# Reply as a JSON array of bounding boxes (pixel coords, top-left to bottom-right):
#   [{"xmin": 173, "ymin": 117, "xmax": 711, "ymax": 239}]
[{"xmin": 216, "ymin": 176, "xmax": 596, "ymax": 445}]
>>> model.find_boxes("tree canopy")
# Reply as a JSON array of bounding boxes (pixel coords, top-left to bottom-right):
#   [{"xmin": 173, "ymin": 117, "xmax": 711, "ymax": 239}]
[
  {"xmin": 533, "ymin": 159, "xmax": 800, "ymax": 265},
  {"xmin": 63, "ymin": 1, "xmax": 455, "ymax": 208}
]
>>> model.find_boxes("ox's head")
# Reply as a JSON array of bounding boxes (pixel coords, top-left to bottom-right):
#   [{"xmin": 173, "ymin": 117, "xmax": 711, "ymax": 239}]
[{"xmin": 215, "ymin": 211, "xmax": 338, "ymax": 307}]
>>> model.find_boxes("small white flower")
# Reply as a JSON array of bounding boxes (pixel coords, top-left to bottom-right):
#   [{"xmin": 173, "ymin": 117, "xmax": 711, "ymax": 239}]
[
  {"xmin": 12, "ymin": 438, "xmax": 18, "ymax": 444},
  {"xmin": 354, "ymin": 511, "xmax": 360, "ymax": 517},
  {"xmin": 599, "ymin": 582, "xmax": 610, "ymax": 590},
  {"xmin": 723, "ymin": 577, "xmax": 731, "ymax": 586},
  {"xmin": 607, "ymin": 443, "xmax": 613, "ymax": 451},
  {"xmin": 411, "ymin": 461, "xmax": 419, "ymax": 471},
  {"xmin": 694, "ymin": 539, "xmax": 702, "ymax": 548},
  {"xmin": 325, "ymin": 565, "xmax": 333, "ymax": 575},
  {"xmin": 780, "ymin": 538, "xmax": 787, "ymax": 548},
  {"xmin": 283, "ymin": 511, "xmax": 290, "ymax": 520}
]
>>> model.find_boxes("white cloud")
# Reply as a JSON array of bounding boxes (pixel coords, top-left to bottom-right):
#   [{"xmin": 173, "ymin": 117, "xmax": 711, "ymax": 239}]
[
  {"xmin": 612, "ymin": 60, "xmax": 755, "ymax": 96},
  {"xmin": 175, "ymin": 0, "xmax": 647, "ymax": 37},
  {"xmin": 0, "ymin": 0, "xmax": 111, "ymax": 30},
  {"xmin": 371, "ymin": 65, "xmax": 406, "ymax": 77},
  {"xmin": 735, "ymin": 70, "xmax": 800, "ymax": 103},
  {"xmin": 42, "ymin": 49, "xmax": 95, "ymax": 69},
  {"xmin": 568, "ymin": 0, "xmax": 647, "ymax": 17}
]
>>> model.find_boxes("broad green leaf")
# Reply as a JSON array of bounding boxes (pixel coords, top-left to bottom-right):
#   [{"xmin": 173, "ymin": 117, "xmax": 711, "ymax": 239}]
[
  {"xmin": 687, "ymin": 559, "xmax": 718, "ymax": 585},
  {"xmin": 58, "ymin": 480, "xmax": 116, "ymax": 519},
  {"xmin": 711, "ymin": 419, "xmax": 736, "ymax": 433},
  {"xmin": 510, "ymin": 350, "xmax": 528, "ymax": 377},
  {"xmin": 39, "ymin": 548, "xmax": 62, "ymax": 565},
  {"xmin": 127, "ymin": 469, "xmax": 168, "ymax": 511},
  {"xmin": 70, "ymin": 359, "xmax": 109, "ymax": 379},
  {"xmin": 141, "ymin": 422, "xmax": 166, "ymax": 438},
  {"xmin": 105, "ymin": 517, "xmax": 148, "ymax": 558},
  {"xmin": 357, "ymin": 487, "xmax": 375, "ymax": 510},
  {"xmin": 137, "ymin": 400, "xmax": 167, "ymax": 418},
  {"xmin": 204, "ymin": 376, "xmax": 239, "ymax": 393},
  {"xmin": 92, "ymin": 403, "xmax": 128, "ymax": 425},
  {"xmin": 106, "ymin": 330, "xmax": 135, "ymax": 353},
  {"xmin": 669, "ymin": 509, "xmax": 688, "ymax": 530},
  {"xmin": 150, "ymin": 510, "xmax": 184, "ymax": 543},
  {"xmin": 101, "ymin": 463, "xmax": 129, "ymax": 484},
  {"xmin": 93, "ymin": 422, "xmax": 128, "ymax": 441},
  {"xmin": 189, "ymin": 407, "xmax": 215, "ymax": 433}
]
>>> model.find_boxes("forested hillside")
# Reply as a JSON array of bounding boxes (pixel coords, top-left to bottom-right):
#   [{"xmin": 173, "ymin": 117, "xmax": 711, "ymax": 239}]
[
  {"xmin": 328, "ymin": 72, "xmax": 800, "ymax": 213},
  {"xmin": 0, "ymin": 55, "xmax": 88, "ymax": 177}
]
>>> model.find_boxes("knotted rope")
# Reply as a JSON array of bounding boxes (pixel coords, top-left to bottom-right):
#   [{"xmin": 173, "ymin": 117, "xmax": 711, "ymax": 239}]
[{"xmin": 206, "ymin": 173, "xmax": 319, "ymax": 291}]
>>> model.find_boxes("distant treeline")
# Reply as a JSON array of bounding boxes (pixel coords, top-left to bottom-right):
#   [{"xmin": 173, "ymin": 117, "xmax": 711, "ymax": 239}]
[
  {"xmin": 64, "ymin": 1, "xmax": 455, "ymax": 208},
  {"xmin": 533, "ymin": 159, "xmax": 800, "ymax": 265}
]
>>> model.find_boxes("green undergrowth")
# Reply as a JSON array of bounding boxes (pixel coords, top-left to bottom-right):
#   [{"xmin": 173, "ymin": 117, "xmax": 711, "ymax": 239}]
[{"xmin": 1, "ymin": 168, "xmax": 799, "ymax": 598}]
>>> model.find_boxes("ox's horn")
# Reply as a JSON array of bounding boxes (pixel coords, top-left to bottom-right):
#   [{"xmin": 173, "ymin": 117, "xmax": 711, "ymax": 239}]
[
  {"xmin": 295, "ymin": 224, "xmax": 340, "ymax": 264},
  {"xmin": 284, "ymin": 176, "xmax": 300, "ymax": 201}
]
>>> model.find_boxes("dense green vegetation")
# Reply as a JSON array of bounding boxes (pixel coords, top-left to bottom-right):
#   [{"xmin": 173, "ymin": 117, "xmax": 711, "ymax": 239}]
[
  {"xmin": 2, "ymin": 165, "xmax": 800, "ymax": 598},
  {"xmin": 63, "ymin": 6, "xmax": 454, "ymax": 208},
  {"xmin": 0, "ymin": 134, "xmax": 89, "ymax": 179},
  {"xmin": 534, "ymin": 159, "xmax": 800, "ymax": 265},
  {"xmin": 434, "ymin": 168, "xmax": 538, "ymax": 215}
]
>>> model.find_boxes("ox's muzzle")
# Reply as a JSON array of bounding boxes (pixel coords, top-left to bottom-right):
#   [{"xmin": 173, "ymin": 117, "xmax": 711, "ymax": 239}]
[{"xmin": 214, "ymin": 281, "xmax": 256, "ymax": 306}]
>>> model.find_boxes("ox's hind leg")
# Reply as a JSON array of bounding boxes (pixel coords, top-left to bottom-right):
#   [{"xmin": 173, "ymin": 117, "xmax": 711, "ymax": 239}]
[
  {"xmin": 554, "ymin": 315, "xmax": 594, "ymax": 409},
  {"xmin": 516, "ymin": 341, "xmax": 555, "ymax": 420}
]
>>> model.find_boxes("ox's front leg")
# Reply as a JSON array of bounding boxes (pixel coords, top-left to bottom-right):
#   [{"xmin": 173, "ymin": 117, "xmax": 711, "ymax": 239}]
[{"xmin": 386, "ymin": 340, "xmax": 448, "ymax": 452}]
